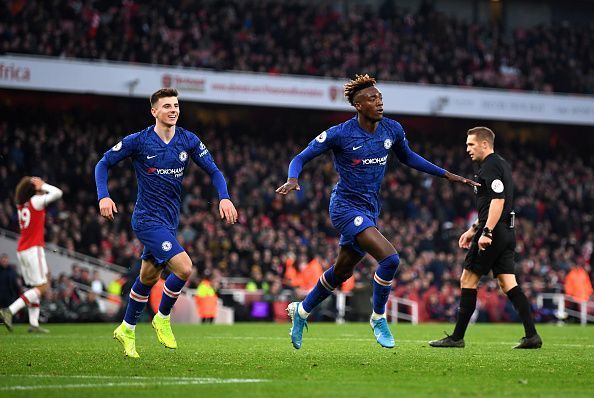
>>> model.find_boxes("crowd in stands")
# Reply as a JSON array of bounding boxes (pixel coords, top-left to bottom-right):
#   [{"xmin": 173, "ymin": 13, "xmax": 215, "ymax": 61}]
[
  {"xmin": 0, "ymin": 256, "xmax": 105, "ymax": 323},
  {"xmin": 1, "ymin": 0, "xmax": 593, "ymax": 94},
  {"xmin": 1, "ymin": 106, "xmax": 593, "ymax": 324}
]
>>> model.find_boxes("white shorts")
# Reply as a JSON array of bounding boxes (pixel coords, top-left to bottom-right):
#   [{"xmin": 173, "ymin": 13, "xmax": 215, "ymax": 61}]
[{"xmin": 17, "ymin": 246, "xmax": 48, "ymax": 286}]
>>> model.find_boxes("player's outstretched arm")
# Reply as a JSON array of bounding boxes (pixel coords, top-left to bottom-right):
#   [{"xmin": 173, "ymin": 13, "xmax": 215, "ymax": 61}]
[
  {"xmin": 276, "ymin": 178, "xmax": 300, "ymax": 195},
  {"xmin": 444, "ymin": 171, "xmax": 480, "ymax": 188},
  {"xmin": 276, "ymin": 142, "xmax": 325, "ymax": 195},
  {"xmin": 94, "ymin": 134, "xmax": 139, "ymax": 221},
  {"xmin": 219, "ymin": 198, "xmax": 238, "ymax": 224},
  {"xmin": 392, "ymin": 130, "xmax": 479, "ymax": 188}
]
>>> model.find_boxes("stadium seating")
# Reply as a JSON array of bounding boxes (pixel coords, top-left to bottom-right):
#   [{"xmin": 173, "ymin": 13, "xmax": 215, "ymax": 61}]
[{"xmin": 1, "ymin": 0, "xmax": 592, "ymax": 94}]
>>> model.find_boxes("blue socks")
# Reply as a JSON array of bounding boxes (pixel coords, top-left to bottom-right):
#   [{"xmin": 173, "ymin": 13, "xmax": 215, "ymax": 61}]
[
  {"xmin": 158, "ymin": 273, "xmax": 186, "ymax": 316},
  {"xmin": 372, "ymin": 253, "xmax": 400, "ymax": 315},
  {"xmin": 301, "ymin": 266, "xmax": 344, "ymax": 313},
  {"xmin": 123, "ymin": 277, "xmax": 152, "ymax": 326}
]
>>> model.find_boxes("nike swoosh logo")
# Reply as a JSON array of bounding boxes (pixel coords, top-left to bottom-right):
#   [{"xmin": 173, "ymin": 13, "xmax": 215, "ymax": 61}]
[
  {"xmin": 352, "ymin": 145, "xmax": 363, "ymax": 150},
  {"xmin": 146, "ymin": 155, "xmax": 157, "ymax": 159}
]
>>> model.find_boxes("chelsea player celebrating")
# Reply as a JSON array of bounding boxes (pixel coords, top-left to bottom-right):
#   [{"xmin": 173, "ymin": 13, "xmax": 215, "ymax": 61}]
[
  {"xmin": 95, "ymin": 88, "xmax": 237, "ymax": 358},
  {"xmin": 277, "ymin": 75, "xmax": 478, "ymax": 349}
]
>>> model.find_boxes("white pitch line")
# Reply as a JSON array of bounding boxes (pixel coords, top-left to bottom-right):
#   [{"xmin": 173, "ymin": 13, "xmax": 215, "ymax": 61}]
[
  {"xmin": 200, "ymin": 335, "xmax": 594, "ymax": 348},
  {"xmin": 0, "ymin": 376, "xmax": 267, "ymax": 391},
  {"xmin": 3, "ymin": 375, "xmax": 262, "ymax": 381}
]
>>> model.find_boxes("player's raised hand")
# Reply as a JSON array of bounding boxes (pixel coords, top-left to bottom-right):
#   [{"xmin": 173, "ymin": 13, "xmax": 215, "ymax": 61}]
[
  {"xmin": 99, "ymin": 197, "xmax": 118, "ymax": 221},
  {"xmin": 275, "ymin": 178, "xmax": 300, "ymax": 195},
  {"xmin": 219, "ymin": 198, "xmax": 238, "ymax": 224},
  {"xmin": 30, "ymin": 177, "xmax": 45, "ymax": 191},
  {"xmin": 444, "ymin": 171, "xmax": 480, "ymax": 188}
]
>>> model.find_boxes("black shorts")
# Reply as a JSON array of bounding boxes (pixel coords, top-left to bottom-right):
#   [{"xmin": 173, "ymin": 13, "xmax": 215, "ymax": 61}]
[{"xmin": 463, "ymin": 224, "xmax": 516, "ymax": 276}]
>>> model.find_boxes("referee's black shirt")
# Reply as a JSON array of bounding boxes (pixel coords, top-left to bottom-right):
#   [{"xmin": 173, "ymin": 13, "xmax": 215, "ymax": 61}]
[{"xmin": 474, "ymin": 153, "xmax": 514, "ymax": 223}]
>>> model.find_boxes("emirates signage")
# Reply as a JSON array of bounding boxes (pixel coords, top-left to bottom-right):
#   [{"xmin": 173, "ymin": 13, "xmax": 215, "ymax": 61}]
[{"xmin": 1, "ymin": 55, "xmax": 593, "ymax": 126}]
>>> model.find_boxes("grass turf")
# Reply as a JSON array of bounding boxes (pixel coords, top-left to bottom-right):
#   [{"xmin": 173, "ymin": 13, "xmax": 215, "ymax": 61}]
[{"xmin": 0, "ymin": 322, "xmax": 593, "ymax": 397}]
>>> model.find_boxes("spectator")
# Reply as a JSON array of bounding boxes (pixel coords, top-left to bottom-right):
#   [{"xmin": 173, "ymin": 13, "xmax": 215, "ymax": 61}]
[
  {"xmin": 91, "ymin": 270, "xmax": 105, "ymax": 294},
  {"xmin": 1, "ymin": 1, "xmax": 591, "ymax": 94},
  {"xmin": 0, "ymin": 253, "xmax": 20, "ymax": 308},
  {"xmin": 564, "ymin": 260, "xmax": 594, "ymax": 302},
  {"xmin": 195, "ymin": 273, "xmax": 218, "ymax": 324}
]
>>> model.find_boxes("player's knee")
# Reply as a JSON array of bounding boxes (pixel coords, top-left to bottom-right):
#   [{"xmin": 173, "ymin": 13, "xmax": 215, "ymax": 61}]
[
  {"xmin": 36, "ymin": 284, "xmax": 49, "ymax": 295},
  {"xmin": 139, "ymin": 273, "xmax": 159, "ymax": 286},
  {"xmin": 176, "ymin": 266, "xmax": 192, "ymax": 281},
  {"xmin": 333, "ymin": 266, "xmax": 353, "ymax": 282},
  {"xmin": 497, "ymin": 275, "xmax": 517, "ymax": 293},
  {"xmin": 459, "ymin": 273, "xmax": 478, "ymax": 289},
  {"xmin": 376, "ymin": 253, "xmax": 400, "ymax": 281}
]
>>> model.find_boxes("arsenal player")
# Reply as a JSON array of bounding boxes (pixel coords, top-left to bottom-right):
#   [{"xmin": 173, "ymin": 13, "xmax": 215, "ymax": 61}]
[{"xmin": 0, "ymin": 177, "xmax": 62, "ymax": 333}]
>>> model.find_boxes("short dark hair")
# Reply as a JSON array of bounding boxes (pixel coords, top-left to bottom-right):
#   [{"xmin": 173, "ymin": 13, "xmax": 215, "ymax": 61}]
[
  {"xmin": 467, "ymin": 126, "xmax": 495, "ymax": 147},
  {"xmin": 344, "ymin": 74, "xmax": 376, "ymax": 105},
  {"xmin": 150, "ymin": 88, "xmax": 179, "ymax": 107},
  {"xmin": 15, "ymin": 176, "xmax": 36, "ymax": 205}
]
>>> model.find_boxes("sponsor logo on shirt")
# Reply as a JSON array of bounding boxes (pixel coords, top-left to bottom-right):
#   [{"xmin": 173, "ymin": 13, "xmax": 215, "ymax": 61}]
[
  {"xmin": 351, "ymin": 155, "xmax": 388, "ymax": 166},
  {"xmin": 147, "ymin": 167, "xmax": 185, "ymax": 178},
  {"xmin": 112, "ymin": 141, "xmax": 122, "ymax": 151}
]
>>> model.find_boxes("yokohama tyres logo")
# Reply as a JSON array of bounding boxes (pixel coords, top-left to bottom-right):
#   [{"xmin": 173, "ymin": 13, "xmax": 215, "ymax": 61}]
[
  {"xmin": 352, "ymin": 155, "xmax": 388, "ymax": 166},
  {"xmin": 147, "ymin": 167, "xmax": 184, "ymax": 178}
]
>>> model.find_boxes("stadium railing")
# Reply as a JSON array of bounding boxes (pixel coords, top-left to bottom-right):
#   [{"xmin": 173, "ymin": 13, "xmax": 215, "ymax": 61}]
[
  {"xmin": 389, "ymin": 296, "xmax": 419, "ymax": 325},
  {"xmin": 536, "ymin": 293, "xmax": 594, "ymax": 325},
  {"xmin": 0, "ymin": 227, "xmax": 127, "ymax": 278}
]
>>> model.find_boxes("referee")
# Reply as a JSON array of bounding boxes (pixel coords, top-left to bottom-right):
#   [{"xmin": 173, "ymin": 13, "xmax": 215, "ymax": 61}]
[{"xmin": 430, "ymin": 127, "xmax": 542, "ymax": 349}]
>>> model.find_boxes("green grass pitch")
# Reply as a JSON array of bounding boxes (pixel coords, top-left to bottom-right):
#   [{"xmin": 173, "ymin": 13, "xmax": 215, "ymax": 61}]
[{"xmin": 1, "ymin": 322, "xmax": 593, "ymax": 397}]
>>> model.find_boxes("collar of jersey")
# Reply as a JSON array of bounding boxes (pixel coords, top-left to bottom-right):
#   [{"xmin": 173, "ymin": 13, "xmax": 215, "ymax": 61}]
[
  {"xmin": 351, "ymin": 116, "xmax": 384, "ymax": 137},
  {"xmin": 151, "ymin": 125, "xmax": 178, "ymax": 146}
]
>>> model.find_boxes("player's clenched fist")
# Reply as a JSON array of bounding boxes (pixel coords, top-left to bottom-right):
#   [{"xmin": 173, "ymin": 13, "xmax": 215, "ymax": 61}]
[
  {"xmin": 99, "ymin": 197, "xmax": 118, "ymax": 221},
  {"xmin": 219, "ymin": 198, "xmax": 238, "ymax": 224}
]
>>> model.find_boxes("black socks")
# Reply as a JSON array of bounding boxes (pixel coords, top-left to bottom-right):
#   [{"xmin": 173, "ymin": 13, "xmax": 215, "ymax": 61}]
[
  {"xmin": 506, "ymin": 285, "xmax": 537, "ymax": 338},
  {"xmin": 452, "ymin": 288, "xmax": 477, "ymax": 340}
]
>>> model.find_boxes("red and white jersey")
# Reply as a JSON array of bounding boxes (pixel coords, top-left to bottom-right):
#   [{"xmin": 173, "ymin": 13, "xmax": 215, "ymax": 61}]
[{"xmin": 17, "ymin": 183, "xmax": 62, "ymax": 252}]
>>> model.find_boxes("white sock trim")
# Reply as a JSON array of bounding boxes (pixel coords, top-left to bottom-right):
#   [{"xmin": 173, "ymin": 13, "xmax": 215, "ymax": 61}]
[
  {"xmin": 122, "ymin": 320, "xmax": 136, "ymax": 331},
  {"xmin": 297, "ymin": 303, "xmax": 310, "ymax": 319},
  {"xmin": 371, "ymin": 311, "xmax": 386, "ymax": 321},
  {"xmin": 156, "ymin": 311, "xmax": 170, "ymax": 319}
]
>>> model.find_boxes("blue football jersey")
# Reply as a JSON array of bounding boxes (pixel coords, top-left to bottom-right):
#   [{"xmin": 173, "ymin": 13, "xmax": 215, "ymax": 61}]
[
  {"xmin": 294, "ymin": 116, "xmax": 443, "ymax": 217},
  {"xmin": 96, "ymin": 125, "xmax": 227, "ymax": 231}
]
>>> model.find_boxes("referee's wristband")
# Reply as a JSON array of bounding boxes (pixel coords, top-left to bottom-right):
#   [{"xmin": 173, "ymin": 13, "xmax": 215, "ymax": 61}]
[{"xmin": 481, "ymin": 227, "xmax": 493, "ymax": 239}]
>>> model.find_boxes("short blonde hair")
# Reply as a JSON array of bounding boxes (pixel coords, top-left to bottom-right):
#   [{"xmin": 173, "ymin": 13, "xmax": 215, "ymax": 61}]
[{"xmin": 467, "ymin": 126, "xmax": 495, "ymax": 147}]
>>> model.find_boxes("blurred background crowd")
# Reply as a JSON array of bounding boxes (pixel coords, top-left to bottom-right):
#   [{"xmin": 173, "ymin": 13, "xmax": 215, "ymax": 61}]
[
  {"xmin": 1, "ymin": 101, "xmax": 592, "ymax": 323},
  {"xmin": 1, "ymin": 0, "xmax": 592, "ymax": 94},
  {"xmin": 1, "ymin": 0, "xmax": 593, "ymax": 324}
]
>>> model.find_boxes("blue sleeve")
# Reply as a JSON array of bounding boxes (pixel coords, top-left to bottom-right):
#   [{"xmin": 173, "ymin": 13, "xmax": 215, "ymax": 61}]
[
  {"xmin": 189, "ymin": 134, "xmax": 230, "ymax": 200},
  {"xmin": 288, "ymin": 128, "xmax": 337, "ymax": 179},
  {"xmin": 95, "ymin": 157, "xmax": 110, "ymax": 200},
  {"xmin": 95, "ymin": 133, "xmax": 140, "ymax": 200},
  {"xmin": 391, "ymin": 127, "xmax": 445, "ymax": 177}
]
